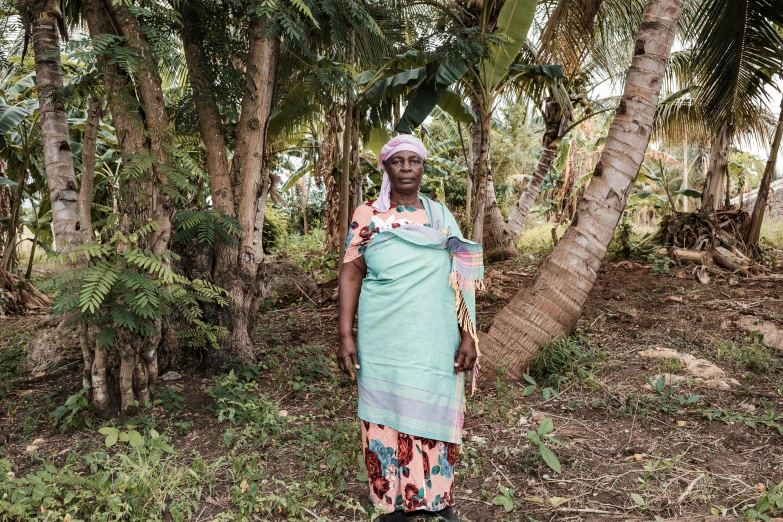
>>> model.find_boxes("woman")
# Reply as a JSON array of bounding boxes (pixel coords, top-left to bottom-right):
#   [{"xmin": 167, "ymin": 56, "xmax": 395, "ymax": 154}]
[{"xmin": 338, "ymin": 134, "xmax": 484, "ymax": 521}]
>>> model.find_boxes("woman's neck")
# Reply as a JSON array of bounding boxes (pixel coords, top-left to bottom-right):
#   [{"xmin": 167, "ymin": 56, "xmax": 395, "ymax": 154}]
[{"xmin": 389, "ymin": 191, "xmax": 420, "ymax": 207}]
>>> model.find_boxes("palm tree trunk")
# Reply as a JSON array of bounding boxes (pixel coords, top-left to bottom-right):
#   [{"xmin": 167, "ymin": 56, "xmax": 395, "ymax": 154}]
[
  {"xmin": 701, "ymin": 122, "xmax": 731, "ymax": 212},
  {"xmin": 744, "ymin": 97, "xmax": 783, "ymax": 248},
  {"xmin": 30, "ymin": 12, "xmax": 81, "ymax": 252},
  {"xmin": 479, "ymin": 0, "xmax": 685, "ymax": 379}
]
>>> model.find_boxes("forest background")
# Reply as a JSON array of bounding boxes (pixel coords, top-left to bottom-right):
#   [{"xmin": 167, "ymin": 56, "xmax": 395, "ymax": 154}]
[{"xmin": 1, "ymin": 0, "xmax": 783, "ymax": 520}]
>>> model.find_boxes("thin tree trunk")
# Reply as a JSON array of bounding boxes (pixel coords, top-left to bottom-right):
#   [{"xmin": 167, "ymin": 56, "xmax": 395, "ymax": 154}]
[
  {"xmin": 681, "ymin": 133, "xmax": 689, "ymax": 212},
  {"xmin": 501, "ymin": 99, "xmax": 569, "ymax": 253},
  {"xmin": 30, "ymin": 10, "xmax": 81, "ymax": 252},
  {"xmin": 338, "ymin": 30, "xmax": 355, "ymax": 271},
  {"xmin": 302, "ymin": 173, "xmax": 310, "ymax": 235},
  {"xmin": 470, "ymin": 95, "xmax": 490, "ymax": 243},
  {"xmin": 480, "ymin": 0, "xmax": 685, "ymax": 379},
  {"xmin": 744, "ymin": 97, "xmax": 783, "ymax": 248},
  {"xmin": 323, "ymin": 112, "xmax": 341, "ymax": 252},
  {"xmin": 24, "ymin": 227, "xmax": 40, "ymax": 279},
  {"xmin": 3, "ymin": 163, "xmax": 28, "ymax": 272},
  {"xmin": 701, "ymin": 122, "xmax": 731, "ymax": 212},
  {"xmin": 77, "ymin": 97, "xmax": 103, "ymax": 241}
]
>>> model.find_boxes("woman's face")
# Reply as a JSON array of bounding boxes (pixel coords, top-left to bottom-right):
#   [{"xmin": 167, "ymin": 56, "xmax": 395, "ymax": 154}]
[{"xmin": 384, "ymin": 150, "xmax": 424, "ymax": 195}]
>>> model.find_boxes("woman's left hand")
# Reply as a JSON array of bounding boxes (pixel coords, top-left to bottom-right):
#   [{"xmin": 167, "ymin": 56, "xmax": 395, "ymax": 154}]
[{"xmin": 454, "ymin": 337, "xmax": 477, "ymax": 373}]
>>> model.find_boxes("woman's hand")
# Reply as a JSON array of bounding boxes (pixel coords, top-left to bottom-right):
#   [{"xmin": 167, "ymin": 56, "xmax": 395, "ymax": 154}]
[
  {"xmin": 337, "ymin": 337, "xmax": 360, "ymax": 379},
  {"xmin": 454, "ymin": 336, "xmax": 477, "ymax": 373}
]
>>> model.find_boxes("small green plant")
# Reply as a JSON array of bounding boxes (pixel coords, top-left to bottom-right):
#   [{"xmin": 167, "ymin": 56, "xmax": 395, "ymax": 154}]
[
  {"xmin": 98, "ymin": 424, "xmax": 175, "ymax": 453},
  {"xmin": 528, "ymin": 333, "xmax": 606, "ymax": 389},
  {"xmin": 0, "ymin": 346, "xmax": 25, "ymax": 394},
  {"xmin": 648, "ymin": 254, "xmax": 675, "ymax": 276},
  {"xmin": 157, "ymin": 386, "xmax": 185, "ymax": 411},
  {"xmin": 286, "ymin": 344, "xmax": 333, "ymax": 391},
  {"xmin": 745, "ymin": 481, "xmax": 783, "ymax": 521},
  {"xmin": 174, "ymin": 420, "xmax": 193, "ymax": 435},
  {"xmin": 204, "ymin": 370, "xmax": 280, "ymax": 442},
  {"xmin": 49, "ymin": 387, "xmax": 94, "ymax": 433},
  {"xmin": 645, "ymin": 376, "xmax": 700, "ymax": 413},
  {"xmin": 521, "ymin": 374, "xmax": 562, "ymax": 401},
  {"xmin": 526, "ymin": 418, "xmax": 562, "ymax": 473},
  {"xmin": 492, "ymin": 484, "xmax": 522, "ymax": 513}
]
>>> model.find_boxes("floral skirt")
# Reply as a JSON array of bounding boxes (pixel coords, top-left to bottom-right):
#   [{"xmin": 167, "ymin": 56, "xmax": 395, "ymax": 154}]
[{"xmin": 361, "ymin": 420, "xmax": 457, "ymax": 513}]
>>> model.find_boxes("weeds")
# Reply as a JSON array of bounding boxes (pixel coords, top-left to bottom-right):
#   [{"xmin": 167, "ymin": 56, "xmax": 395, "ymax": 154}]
[
  {"xmin": 528, "ymin": 333, "xmax": 606, "ymax": 389},
  {"xmin": 0, "ymin": 347, "xmax": 25, "ymax": 395},
  {"xmin": 713, "ymin": 339, "xmax": 780, "ymax": 374},
  {"xmin": 0, "ymin": 432, "xmax": 205, "ymax": 521},
  {"xmin": 49, "ymin": 387, "xmax": 94, "ymax": 433},
  {"xmin": 204, "ymin": 370, "xmax": 281, "ymax": 442}
]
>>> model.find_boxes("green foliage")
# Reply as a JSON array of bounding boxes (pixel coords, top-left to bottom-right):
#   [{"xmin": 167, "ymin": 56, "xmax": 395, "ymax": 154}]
[
  {"xmin": 525, "ymin": 418, "xmax": 562, "ymax": 474},
  {"xmin": 157, "ymin": 386, "xmax": 185, "ymax": 411},
  {"xmin": 0, "ymin": 433, "xmax": 202, "ymax": 521},
  {"xmin": 98, "ymin": 424, "xmax": 174, "ymax": 453},
  {"xmin": 285, "ymin": 344, "xmax": 333, "ymax": 392},
  {"xmin": 204, "ymin": 370, "xmax": 281, "ymax": 442},
  {"xmin": 0, "ymin": 347, "xmax": 25, "ymax": 395},
  {"xmin": 262, "ymin": 206, "xmax": 288, "ymax": 253},
  {"xmin": 173, "ymin": 209, "xmax": 241, "ymax": 248},
  {"xmin": 648, "ymin": 254, "xmax": 675, "ymax": 276},
  {"xmin": 43, "ymin": 233, "xmax": 230, "ymax": 352},
  {"xmin": 645, "ymin": 376, "xmax": 701, "ymax": 413},
  {"xmin": 49, "ymin": 387, "xmax": 94, "ymax": 434},
  {"xmin": 528, "ymin": 333, "xmax": 606, "ymax": 389}
]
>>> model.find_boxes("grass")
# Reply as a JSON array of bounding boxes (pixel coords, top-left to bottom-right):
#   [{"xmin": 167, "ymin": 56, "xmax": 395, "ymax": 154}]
[
  {"xmin": 527, "ymin": 331, "xmax": 607, "ymax": 389},
  {"xmin": 760, "ymin": 218, "xmax": 783, "ymax": 249}
]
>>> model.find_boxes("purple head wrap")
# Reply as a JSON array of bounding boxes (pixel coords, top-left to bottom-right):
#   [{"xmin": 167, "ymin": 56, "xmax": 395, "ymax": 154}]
[{"xmin": 373, "ymin": 134, "xmax": 429, "ymax": 212}]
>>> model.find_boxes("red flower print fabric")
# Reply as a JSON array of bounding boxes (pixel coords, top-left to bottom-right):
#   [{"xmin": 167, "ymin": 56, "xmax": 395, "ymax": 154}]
[{"xmin": 361, "ymin": 421, "xmax": 456, "ymax": 514}]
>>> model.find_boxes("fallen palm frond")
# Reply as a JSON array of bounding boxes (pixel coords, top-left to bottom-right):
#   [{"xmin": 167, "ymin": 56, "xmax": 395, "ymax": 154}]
[
  {"xmin": 0, "ymin": 268, "xmax": 51, "ymax": 315},
  {"xmin": 636, "ymin": 208, "xmax": 766, "ymax": 278}
]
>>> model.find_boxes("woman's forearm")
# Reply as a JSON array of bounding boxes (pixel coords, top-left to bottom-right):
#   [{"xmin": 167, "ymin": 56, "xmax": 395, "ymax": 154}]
[{"xmin": 338, "ymin": 260, "xmax": 365, "ymax": 339}]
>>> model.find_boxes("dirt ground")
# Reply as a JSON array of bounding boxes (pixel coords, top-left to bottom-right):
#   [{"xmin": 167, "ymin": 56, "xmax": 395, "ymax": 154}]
[{"xmin": 2, "ymin": 253, "xmax": 783, "ymax": 521}]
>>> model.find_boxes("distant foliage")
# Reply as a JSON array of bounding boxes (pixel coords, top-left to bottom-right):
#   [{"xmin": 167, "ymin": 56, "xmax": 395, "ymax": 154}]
[{"xmin": 173, "ymin": 209, "xmax": 241, "ymax": 248}]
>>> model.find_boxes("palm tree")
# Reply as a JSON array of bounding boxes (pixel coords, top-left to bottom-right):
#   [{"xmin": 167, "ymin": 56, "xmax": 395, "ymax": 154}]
[
  {"xmin": 480, "ymin": 0, "xmax": 685, "ymax": 379},
  {"xmin": 21, "ymin": 0, "xmax": 83, "ymax": 250},
  {"xmin": 684, "ymin": 0, "xmax": 783, "ymax": 211},
  {"xmin": 744, "ymin": 95, "xmax": 783, "ymax": 248}
]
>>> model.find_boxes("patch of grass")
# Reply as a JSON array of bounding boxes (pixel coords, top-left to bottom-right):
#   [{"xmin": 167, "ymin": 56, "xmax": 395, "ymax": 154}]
[
  {"xmin": 712, "ymin": 339, "xmax": 780, "ymax": 373},
  {"xmin": 515, "ymin": 220, "xmax": 566, "ymax": 257},
  {"xmin": 528, "ymin": 332, "xmax": 607, "ymax": 389},
  {"xmin": 760, "ymin": 219, "xmax": 783, "ymax": 249},
  {"xmin": 652, "ymin": 357, "xmax": 687, "ymax": 375}
]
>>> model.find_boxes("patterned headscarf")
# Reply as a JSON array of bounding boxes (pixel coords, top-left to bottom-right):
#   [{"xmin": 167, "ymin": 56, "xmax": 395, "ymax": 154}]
[{"xmin": 373, "ymin": 134, "xmax": 430, "ymax": 212}]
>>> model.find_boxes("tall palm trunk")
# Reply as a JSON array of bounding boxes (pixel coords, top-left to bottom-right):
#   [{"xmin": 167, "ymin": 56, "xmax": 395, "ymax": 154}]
[
  {"xmin": 30, "ymin": 6, "xmax": 81, "ymax": 251},
  {"xmin": 744, "ymin": 97, "xmax": 783, "ymax": 248},
  {"xmin": 701, "ymin": 121, "xmax": 731, "ymax": 212},
  {"xmin": 480, "ymin": 0, "xmax": 685, "ymax": 379},
  {"xmin": 681, "ymin": 133, "xmax": 689, "ymax": 212}
]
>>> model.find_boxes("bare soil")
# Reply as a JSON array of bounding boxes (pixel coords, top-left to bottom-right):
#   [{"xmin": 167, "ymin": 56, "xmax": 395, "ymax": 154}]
[{"xmin": 2, "ymin": 256, "xmax": 783, "ymax": 521}]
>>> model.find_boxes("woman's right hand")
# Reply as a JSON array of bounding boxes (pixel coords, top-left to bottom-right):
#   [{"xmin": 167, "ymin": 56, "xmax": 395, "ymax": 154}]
[{"xmin": 337, "ymin": 337, "xmax": 360, "ymax": 379}]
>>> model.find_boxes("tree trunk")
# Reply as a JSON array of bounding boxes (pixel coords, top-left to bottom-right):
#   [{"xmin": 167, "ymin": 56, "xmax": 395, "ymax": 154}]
[
  {"xmin": 701, "ymin": 121, "xmax": 731, "ymax": 212},
  {"xmin": 83, "ymin": 0, "xmax": 176, "ymax": 410},
  {"xmin": 2, "ymin": 162, "xmax": 28, "ymax": 272},
  {"xmin": 323, "ymin": 111, "xmax": 342, "ymax": 252},
  {"xmin": 744, "ymin": 97, "xmax": 783, "ymax": 248},
  {"xmin": 338, "ymin": 30, "xmax": 355, "ymax": 271},
  {"xmin": 77, "ymin": 97, "xmax": 103, "ymax": 241},
  {"xmin": 30, "ymin": 8, "xmax": 81, "ymax": 252},
  {"xmin": 681, "ymin": 133, "xmax": 689, "ymax": 212},
  {"xmin": 470, "ymin": 94, "xmax": 491, "ymax": 243},
  {"xmin": 211, "ymin": 19, "xmax": 280, "ymax": 361},
  {"xmin": 479, "ymin": 0, "xmax": 685, "ymax": 379},
  {"xmin": 484, "ymin": 98, "xmax": 569, "ymax": 260}
]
